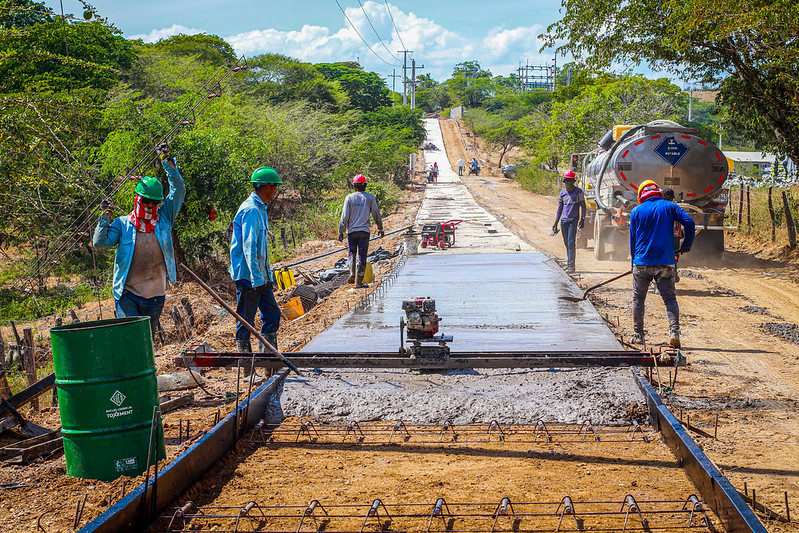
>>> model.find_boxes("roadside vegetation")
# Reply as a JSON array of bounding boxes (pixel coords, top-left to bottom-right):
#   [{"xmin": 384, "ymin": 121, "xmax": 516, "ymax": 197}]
[{"xmin": 0, "ymin": 0, "xmax": 424, "ymax": 320}]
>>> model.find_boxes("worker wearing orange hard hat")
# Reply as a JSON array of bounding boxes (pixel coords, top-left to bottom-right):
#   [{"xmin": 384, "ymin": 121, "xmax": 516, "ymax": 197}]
[
  {"xmin": 339, "ymin": 174, "xmax": 384, "ymax": 288},
  {"xmin": 551, "ymin": 170, "xmax": 586, "ymax": 273},
  {"xmin": 629, "ymin": 180, "xmax": 695, "ymax": 348}
]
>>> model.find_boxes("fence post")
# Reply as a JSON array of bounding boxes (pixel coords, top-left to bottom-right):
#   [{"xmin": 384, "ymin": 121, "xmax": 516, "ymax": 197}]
[
  {"xmin": 746, "ymin": 185, "xmax": 751, "ymax": 232},
  {"xmin": 768, "ymin": 187, "xmax": 777, "ymax": 241},
  {"xmin": 0, "ymin": 328, "xmax": 11, "ymax": 400},
  {"xmin": 22, "ymin": 327, "xmax": 38, "ymax": 410},
  {"xmin": 783, "ymin": 190, "xmax": 797, "ymax": 249},
  {"xmin": 280, "ymin": 226, "xmax": 288, "ymax": 250},
  {"xmin": 737, "ymin": 186, "xmax": 744, "ymax": 228}
]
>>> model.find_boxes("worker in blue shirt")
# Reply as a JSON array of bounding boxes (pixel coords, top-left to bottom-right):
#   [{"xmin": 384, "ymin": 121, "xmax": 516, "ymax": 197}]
[
  {"xmin": 229, "ymin": 167, "xmax": 282, "ymax": 354},
  {"xmin": 93, "ymin": 157, "xmax": 185, "ymax": 337},
  {"xmin": 629, "ymin": 181, "xmax": 695, "ymax": 348}
]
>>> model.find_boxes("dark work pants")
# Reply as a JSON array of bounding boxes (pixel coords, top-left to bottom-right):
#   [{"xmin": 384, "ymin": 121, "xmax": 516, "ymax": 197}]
[
  {"xmin": 560, "ymin": 218, "xmax": 578, "ymax": 270},
  {"xmin": 234, "ymin": 280, "xmax": 280, "ymax": 342},
  {"xmin": 347, "ymin": 231, "xmax": 370, "ymax": 273},
  {"xmin": 115, "ymin": 289, "xmax": 165, "ymax": 337},
  {"xmin": 632, "ymin": 265, "xmax": 679, "ymax": 335}
]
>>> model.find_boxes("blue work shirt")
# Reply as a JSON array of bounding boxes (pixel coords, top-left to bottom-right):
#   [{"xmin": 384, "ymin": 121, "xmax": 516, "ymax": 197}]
[
  {"xmin": 630, "ymin": 197, "xmax": 695, "ymax": 266},
  {"xmin": 93, "ymin": 165, "xmax": 186, "ymax": 300},
  {"xmin": 229, "ymin": 192, "xmax": 273, "ymax": 287}
]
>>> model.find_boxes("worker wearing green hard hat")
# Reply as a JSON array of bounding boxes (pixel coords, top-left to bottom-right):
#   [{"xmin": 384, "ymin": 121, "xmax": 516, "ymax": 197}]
[
  {"xmin": 93, "ymin": 153, "xmax": 187, "ymax": 337},
  {"xmin": 229, "ymin": 166, "xmax": 282, "ymax": 359}
]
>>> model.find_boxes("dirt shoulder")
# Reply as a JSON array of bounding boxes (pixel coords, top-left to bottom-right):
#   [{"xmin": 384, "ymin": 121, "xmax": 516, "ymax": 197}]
[{"xmin": 439, "ymin": 117, "xmax": 799, "ymax": 531}]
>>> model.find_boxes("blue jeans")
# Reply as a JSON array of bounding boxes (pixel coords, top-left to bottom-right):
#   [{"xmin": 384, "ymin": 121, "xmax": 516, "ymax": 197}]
[
  {"xmin": 234, "ymin": 280, "xmax": 280, "ymax": 342},
  {"xmin": 115, "ymin": 290, "xmax": 165, "ymax": 337},
  {"xmin": 560, "ymin": 218, "xmax": 578, "ymax": 270},
  {"xmin": 632, "ymin": 265, "xmax": 679, "ymax": 334},
  {"xmin": 347, "ymin": 231, "xmax": 370, "ymax": 273}
]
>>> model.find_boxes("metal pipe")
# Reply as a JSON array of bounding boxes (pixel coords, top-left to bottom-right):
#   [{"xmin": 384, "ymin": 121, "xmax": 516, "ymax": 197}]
[{"xmin": 179, "ymin": 263, "xmax": 302, "ymax": 376}]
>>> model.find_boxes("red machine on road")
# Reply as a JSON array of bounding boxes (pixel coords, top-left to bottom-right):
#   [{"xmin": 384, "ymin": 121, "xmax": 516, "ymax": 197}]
[{"xmin": 420, "ymin": 219, "xmax": 463, "ymax": 249}]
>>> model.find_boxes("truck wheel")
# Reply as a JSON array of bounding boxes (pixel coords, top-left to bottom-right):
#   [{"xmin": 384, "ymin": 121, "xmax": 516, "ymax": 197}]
[
  {"xmin": 576, "ymin": 228, "xmax": 589, "ymax": 249},
  {"xmin": 609, "ymin": 229, "xmax": 629, "ymax": 261},
  {"xmin": 593, "ymin": 213, "xmax": 610, "ymax": 261}
]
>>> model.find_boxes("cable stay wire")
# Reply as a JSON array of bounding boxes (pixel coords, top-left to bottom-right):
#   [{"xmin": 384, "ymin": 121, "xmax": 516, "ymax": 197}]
[
  {"xmin": 384, "ymin": 0, "xmax": 406, "ymax": 51},
  {"xmin": 11, "ymin": 57, "xmax": 250, "ymax": 293},
  {"xmin": 334, "ymin": 0, "xmax": 398, "ymax": 67},
  {"xmin": 356, "ymin": 0, "xmax": 400, "ymax": 62}
]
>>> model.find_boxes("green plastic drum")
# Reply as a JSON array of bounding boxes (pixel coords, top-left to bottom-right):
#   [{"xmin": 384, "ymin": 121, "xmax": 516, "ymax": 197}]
[{"xmin": 50, "ymin": 317, "xmax": 165, "ymax": 481}]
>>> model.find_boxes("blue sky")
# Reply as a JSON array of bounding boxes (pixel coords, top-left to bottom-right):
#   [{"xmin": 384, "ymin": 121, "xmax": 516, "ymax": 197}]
[{"xmin": 45, "ymin": 0, "xmax": 574, "ymax": 82}]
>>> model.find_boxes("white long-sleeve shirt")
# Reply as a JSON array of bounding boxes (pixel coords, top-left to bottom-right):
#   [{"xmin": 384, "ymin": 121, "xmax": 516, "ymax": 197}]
[{"xmin": 339, "ymin": 191, "xmax": 383, "ymax": 235}]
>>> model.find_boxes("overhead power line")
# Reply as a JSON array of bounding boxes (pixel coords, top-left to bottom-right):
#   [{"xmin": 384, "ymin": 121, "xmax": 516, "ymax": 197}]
[
  {"xmin": 357, "ymin": 0, "xmax": 400, "ymax": 62},
  {"xmin": 384, "ymin": 0, "xmax": 406, "ymax": 51},
  {"xmin": 334, "ymin": 0, "xmax": 397, "ymax": 67}
]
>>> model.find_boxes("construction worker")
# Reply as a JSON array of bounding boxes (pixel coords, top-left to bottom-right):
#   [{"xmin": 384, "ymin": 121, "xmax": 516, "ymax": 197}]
[
  {"xmin": 432, "ymin": 162, "xmax": 439, "ymax": 183},
  {"xmin": 93, "ymin": 158, "xmax": 186, "ymax": 336},
  {"xmin": 338, "ymin": 174, "xmax": 384, "ymax": 288},
  {"xmin": 629, "ymin": 181, "xmax": 695, "ymax": 348},
  {"xmin": 551, "ymin": 170, "xmax": 586, "ymax": 273},
  {"xmin": 457, "ymin": 157, "xmax": 465, "ymax": 176},
  {"xmin": 229, "ymin": 167, "xmax": 282, "ymax": 353}
]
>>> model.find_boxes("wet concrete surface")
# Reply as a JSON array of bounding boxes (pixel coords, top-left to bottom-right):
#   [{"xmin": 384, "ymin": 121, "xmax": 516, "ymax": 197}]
[{"xmin": 281, "ymin": 119, "xmax": 640, "ymax": 425}]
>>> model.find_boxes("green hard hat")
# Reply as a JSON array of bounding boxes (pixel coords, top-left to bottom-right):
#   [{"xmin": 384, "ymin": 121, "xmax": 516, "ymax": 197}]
[
  {"xmin": 251, "ymin": 167, "xmax": 282, "ymax": 184},
  {"xmin": 135, "ymin": 176, "xmax": 164, "ymax": 201}
]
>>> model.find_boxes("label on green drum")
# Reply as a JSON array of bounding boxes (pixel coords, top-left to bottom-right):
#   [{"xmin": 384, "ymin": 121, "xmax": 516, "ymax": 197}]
[
  {"xmin": 106, "ymin": 390, "xmax": 133, "ymax": 419},
  {"xmin": 115, "ymin": 456, "xmax": 139, "ymax": 472}
]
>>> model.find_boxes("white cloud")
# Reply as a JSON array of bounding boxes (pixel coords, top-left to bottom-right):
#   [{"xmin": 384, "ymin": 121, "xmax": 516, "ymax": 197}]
[
  {"xmin": 129, "ymin": 24, "xmax": 205, "ymax": 43},
  {"xmin": 133, "ymin": 3, "xmax": 558, "ymax": 81}
]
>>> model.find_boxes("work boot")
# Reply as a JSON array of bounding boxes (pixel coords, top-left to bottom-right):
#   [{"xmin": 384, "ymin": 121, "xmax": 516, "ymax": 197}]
[
  {"xmin": 347, "ymin": 263, "xmax": 355, "ymax": 284},
  {"xmin": 355, "ymin": 275, "xmax": 369, "ymax": 288},
  {"xmin": 669, "ymin": 330, "xmax": 681, "ymax": 349},
  {"xmin": 630, "ymin": 330, "xmax": 645, "ymax": 345},
  {"xmin": 260, "ymin": 333, "xmax": 278, "ymax": 352},
  {"xmin": 236, "ymin": 339, "xmax": 252, "ymax": 353}
]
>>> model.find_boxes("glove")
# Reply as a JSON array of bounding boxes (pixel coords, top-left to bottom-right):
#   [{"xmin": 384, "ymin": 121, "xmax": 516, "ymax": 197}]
[
  {"xmin": 678, "ymin": 246, "xmax": 691, "ymax": 255},
  {"xmin": 551, "ymin": 224, "xmax": 559, "ymax": 236},
  {"xmin": 99, "ymin": 199, "xmax": 114, "ymax": 221},
  {"xmin": 254, "ymin": 283, "xmax": 268, "ymax": 295},
  {"xmin": 578, "ymin": 219, "xmax": 585, "ymax": 229},
  {"xmin": 378, "ymin": 229, "xmax": 385, "ymax": 238},
  {"xmin": 338, "ymin": 233, "xmax": 344, "ymax": 242}
]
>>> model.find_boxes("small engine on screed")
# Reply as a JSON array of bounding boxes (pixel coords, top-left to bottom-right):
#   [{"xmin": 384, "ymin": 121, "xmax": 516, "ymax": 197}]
[{"xmin": 400, "ymin": 297, "xmax": 453, "ymax": 359}]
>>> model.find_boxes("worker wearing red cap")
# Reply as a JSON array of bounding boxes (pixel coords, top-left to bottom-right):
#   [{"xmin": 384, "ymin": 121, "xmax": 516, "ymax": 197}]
[
  {"xmin": 552, "ymin": 170, "xmax": 586, "ymax": 273},
  {"xmin": 629, "ymin": 180, "xmax": 695, "ymax": 348},
  {"xmin": 339, "ymin": 174, "xmax": 384, "ymax": 288}
]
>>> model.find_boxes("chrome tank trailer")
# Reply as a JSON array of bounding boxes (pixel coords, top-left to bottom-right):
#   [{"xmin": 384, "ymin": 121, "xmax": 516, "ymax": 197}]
[{"xmin": 581, "ymin": 120, "xmax": 730, "ymax": 260}]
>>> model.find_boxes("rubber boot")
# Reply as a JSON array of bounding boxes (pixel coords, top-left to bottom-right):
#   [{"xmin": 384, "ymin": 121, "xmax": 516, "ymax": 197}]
[
  {"xmin": 669, "ymin": 329, "xmax": 681, "ymax": 349},
  {"xmin": 355, "ymin": 265, "xmax": 369, "ymax": 288},
  {"xmin": 347, "ymin": 261, "xmax": 356, "ymax": 284},
  {"xmin": 630, "ymin": 328, "xmax": 645, "ymax": 345},
  {"xmin": 236, "ymin": 339, "xmax": 252, "ymax": 353}
]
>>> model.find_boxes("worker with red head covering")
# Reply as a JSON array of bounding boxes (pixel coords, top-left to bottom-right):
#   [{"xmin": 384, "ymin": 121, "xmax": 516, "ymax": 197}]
[
  {"xmin": 629, "ymin": 180, "xmax": 695, "ymax": 348},
  {"xmin": 551, "ymin": 170, "xmax": 586, "ymax": 273},
  {"xmin": 339, "ymin": 174, "xmax": 384, "ymax": 288}
]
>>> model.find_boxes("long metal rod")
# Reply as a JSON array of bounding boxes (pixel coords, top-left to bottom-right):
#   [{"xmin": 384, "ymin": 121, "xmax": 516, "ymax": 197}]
[
  {"xmin": 179, "ymin": 263, "xmax": 302, "ymax": 376},
  {"xmin": 178, "ymin": 351, "xmax": 678, "ymax": 369},
  {"xmin": 284, "ymin": 225, "xmax": 412, "ymax": 268},
  {"xmin": 632, "ymin": 369, "xmax": 766, "ymax": 532}
]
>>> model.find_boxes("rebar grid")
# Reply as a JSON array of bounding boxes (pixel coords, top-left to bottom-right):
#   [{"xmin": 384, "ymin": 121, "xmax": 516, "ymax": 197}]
[
  {"xmin": 157, "ymin": 495, "xmax": 712, "ymax": 532},
  {"xmin": 254, "ymin": 420, "xmax": 653, "ymax": 445}
]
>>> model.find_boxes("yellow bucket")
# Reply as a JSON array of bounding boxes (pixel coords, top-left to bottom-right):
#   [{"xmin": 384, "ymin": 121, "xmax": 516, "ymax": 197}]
[
  {"xmin": 363, "ymin": 261, "xmax": 374, "ymax": 283},
  {"xmin": 280, "ymin": 296, "xmax": 304, "ymax": 320}
]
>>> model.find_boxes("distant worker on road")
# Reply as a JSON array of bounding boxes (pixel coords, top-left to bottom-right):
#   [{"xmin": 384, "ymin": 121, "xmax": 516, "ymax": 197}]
[
  {"xmin": 629, "ymin": 181, "xmax": 695, "ymax": 348},
  {"xmin": 229, "ymin": 167, "xmax": 282, "ymax": 354},
  {"xmin": 432, "ymin": 162, "xmax": 439, "ymax": 183},
  {"xmin": 551, "ymin": 170, "xmax": 586, "ymax": 273},
  {"xmin": 469, "ymin": 157, "xmax": 480, "ymax": 176},
  {"xmin": 457, "ymin": 157, "xmax": 465, "ymax": 176},
  {"xmin": 93, "ymin": 157, "xmax": 186, "ymax": 336},
  {"xmin": 339, "ymin": 174, "xmax": 384, "ymax": 288}
]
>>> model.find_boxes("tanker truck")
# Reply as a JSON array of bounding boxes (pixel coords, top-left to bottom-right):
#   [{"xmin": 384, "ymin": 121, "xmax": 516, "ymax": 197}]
[{"xmin": 576, "ymin": 120, "xmax": 732, "ymax": 260}]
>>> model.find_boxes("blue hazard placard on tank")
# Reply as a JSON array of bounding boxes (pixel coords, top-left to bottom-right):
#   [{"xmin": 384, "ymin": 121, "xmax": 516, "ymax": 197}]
[{"xmin": 654, "ymin": 136, "xmax": 689, "ymax": 166}]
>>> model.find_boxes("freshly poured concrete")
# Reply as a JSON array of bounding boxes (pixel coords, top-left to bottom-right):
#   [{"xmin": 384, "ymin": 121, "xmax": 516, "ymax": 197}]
[{"xmin": 282, "ymin": 119, "xmax": 641, "ymax": 425}]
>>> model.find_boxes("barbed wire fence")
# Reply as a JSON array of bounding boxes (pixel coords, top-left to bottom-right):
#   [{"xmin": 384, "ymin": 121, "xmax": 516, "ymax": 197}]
[{"xmin": 725, "ymin": 183, "xmax": 798, "ymax": 248}]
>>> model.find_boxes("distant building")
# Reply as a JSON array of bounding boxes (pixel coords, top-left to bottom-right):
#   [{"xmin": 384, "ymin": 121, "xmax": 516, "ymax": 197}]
[{"xmin": 723, "ymin": 151, "xmax": 775, "ymax": 173}]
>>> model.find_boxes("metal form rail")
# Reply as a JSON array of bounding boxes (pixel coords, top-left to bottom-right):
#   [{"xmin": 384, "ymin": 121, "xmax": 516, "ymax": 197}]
[{"xmin": 176, "ymin": 349, "xmax": 684, "ymax": 370}]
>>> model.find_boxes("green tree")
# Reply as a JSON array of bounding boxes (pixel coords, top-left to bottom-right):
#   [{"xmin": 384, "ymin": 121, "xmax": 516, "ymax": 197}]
[
  {"xmin": 483, "ymin": 121, "xmax": 523, "ymax": 167},
  {"xmin": 544, "ymin": 0, "xmax": 799, "ymax": 163},
  {"xmin": 315, "ymin": 62, "xmax": 390, "ymax": 112}
]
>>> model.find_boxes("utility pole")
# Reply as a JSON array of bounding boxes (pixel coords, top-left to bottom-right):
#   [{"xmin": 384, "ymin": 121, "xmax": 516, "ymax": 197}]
[
  {"xmin": 410, "ymin": 59, "xmax": 424, "ymax": 109},
  {"xmin": 688, "ymin": 87, "xmax": 693, "ymax": 121},
  {"xmin": 387, "ymin": 69, "xmax": 401, "ymax": 107},
  {"xmin": 398, "ymin": 50, "xmax": 412, "ymax": 105}
]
